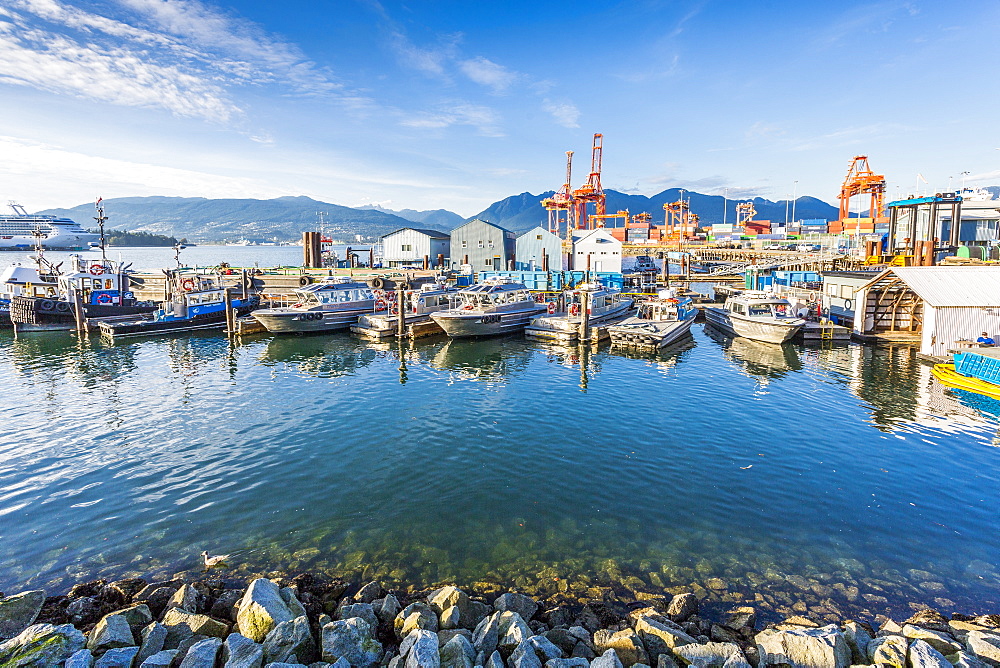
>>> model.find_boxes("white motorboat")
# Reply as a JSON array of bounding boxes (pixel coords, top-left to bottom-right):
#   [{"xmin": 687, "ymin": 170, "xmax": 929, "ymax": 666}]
[
  {"xmin": 525, "ymin": 282, "xmax": 634, "ymax": 343},
  {"xmin": 430, "ymin": 277, "xmax": 546, "ymax": 338},
  {"xmin": 352, "ymin": 281, "xmax": 459, "ymax": 339},
  {"xmin": 253, "ymin": 276, "xmax": 381, "ymax": 334},
  {"xmin": 608, "ymin": 290, "xmax": 698, "ymax": 350},
  {"xmin": 703, "ymin": 291, "xmax": 805, "ymax": 344}
]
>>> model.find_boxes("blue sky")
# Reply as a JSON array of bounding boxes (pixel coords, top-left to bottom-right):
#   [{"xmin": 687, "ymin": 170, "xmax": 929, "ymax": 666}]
[{"xmin": 2, "ymin": 0, "xmax": 998, "ymax": 216}]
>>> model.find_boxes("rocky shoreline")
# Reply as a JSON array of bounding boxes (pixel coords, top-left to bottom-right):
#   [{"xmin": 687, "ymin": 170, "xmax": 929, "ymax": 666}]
[{"xmin": 1, "ymin": 572, "xmax": 999, "ymax": 668}]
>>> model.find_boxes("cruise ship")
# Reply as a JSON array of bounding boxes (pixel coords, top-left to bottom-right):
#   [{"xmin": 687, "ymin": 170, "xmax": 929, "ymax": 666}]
[{"xmin": 0, "ymin": 203, "xmax": 99, "ymax": 251}]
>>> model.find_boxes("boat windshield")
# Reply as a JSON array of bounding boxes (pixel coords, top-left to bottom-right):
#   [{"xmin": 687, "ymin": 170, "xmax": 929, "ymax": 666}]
[{"xmin": 747, "ymin": 302, "xmax": 788, "ymax": 317}]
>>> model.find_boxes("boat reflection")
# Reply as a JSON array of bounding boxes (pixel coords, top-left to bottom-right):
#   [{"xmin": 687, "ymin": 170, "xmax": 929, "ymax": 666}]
[
  {"xmin": 259, "ymin": 333, "xmax": 378, "ymax": 378},
  {"xmin": 703, "ymin": 324, "xmax": 802, "ymax": 379},
  {"xmin": 428, "ymin": 338, "xmax": 533, "ymax": 382}
]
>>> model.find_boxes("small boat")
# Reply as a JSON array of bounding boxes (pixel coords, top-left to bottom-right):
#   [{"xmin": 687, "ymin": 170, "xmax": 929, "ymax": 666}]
[
  {"xmin": 252, "ymin": 276, "xmax": 381, "ymax": 334},
  {"xmin": 607, "ymin": 290, "xmax": 698, "ymax": 350},
  {"xmin": 10, "ymin": 255, "xmax": 156, "ymax": 332},
  {"xmin": 525, "ymin": 282, "xmax": 634, "ymax": 343},
  {"xmin": 932, "ymin": 348, "xmax": 1000, "ymax": 400},
  {"xmin": 352, "ymin": 281, "xmax": 458, "ymax": 339},
  {"xmin": 98, "ymin": 272, "xmax": 258, "ymax": 340},
  {"xmin": 932, "ymin": 363, "xmax": 1000, "ymax": 400},
  {"xmin": 703, "ymin": 291, "xmax": 805, "ymax": 344},
  {"xmin": 430, "ymin": 276, "xmax": 546, "ymax": 338},
  {"xmin": 0, "ymin": 263, "xmax": 59, "ymax": 327}
]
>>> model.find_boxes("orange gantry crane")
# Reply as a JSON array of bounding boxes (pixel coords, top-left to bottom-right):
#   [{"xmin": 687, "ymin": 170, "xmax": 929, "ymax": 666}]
[
  {"xmin": 663, "ymin": 200, "xmax": 697, "ymax": 239},
  {"xmin": 838, "ymin": 155, "xmax": 886, "ymax": 222},
  {"xmin": 571, "ymin": 133, "xmax": 606, "ymax": 233},
  {"xmin": 541, "ymin": 151, "xmax": 575, "ymax": 237},
  {"xmin": 735, "ymin": 201, "xmax": 757, "ymax": 226}
]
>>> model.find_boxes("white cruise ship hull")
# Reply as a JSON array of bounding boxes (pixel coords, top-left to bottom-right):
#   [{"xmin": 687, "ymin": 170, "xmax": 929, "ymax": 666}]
[{"xmin": 703, "ymin": 307, "xmax": 803, "ymax": 344}]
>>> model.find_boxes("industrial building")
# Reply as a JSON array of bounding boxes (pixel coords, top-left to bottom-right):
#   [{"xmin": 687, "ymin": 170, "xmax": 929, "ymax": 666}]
[
  {"xmin": 515, "ymin": 227, "xmax": 563, "ymax": 271},
  {"xmin": 449, "ymin": 219, "xmax": 516, "ymax": 273},
  {"xmin": 380, "ymin": 228, "xmax": 450, "ymax": 268},
  {"xmin": 571, "ymin": 228, "xmax": 622, "ymax": 273}
]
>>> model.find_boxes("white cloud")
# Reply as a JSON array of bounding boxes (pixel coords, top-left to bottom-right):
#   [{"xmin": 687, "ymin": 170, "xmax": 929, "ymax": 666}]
[
  {"xmin": 459, "ymin": 57, "xmax": 516, "ymax": 93},
  {"xmin": 542, "ymin": 99, "xmax": 580, "ymax": 129},
  {"xmin": 400, "ymin": 104, "xmax": 503, "ymax": 137}
]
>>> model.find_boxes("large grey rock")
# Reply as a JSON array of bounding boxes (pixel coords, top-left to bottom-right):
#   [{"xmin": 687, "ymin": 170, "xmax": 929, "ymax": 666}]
[
  {"xmin": 223, "ymin": 632, "xmax": 264, "ymax": 668},
  {"xmin": 755, "ymin": 625, "xmax": 850, "ymax": 668},
  {"xmin": 403, "ymin": 630, "xmax": 440, "ymax": 668},
  {"xmin": 969, "ymin": 631, "xmax": 1000, "ymax": 667},
  {"xmin": 162, "ymin": 608, "xmax": 228, "ymax": 647},
  {"xmin": 138, "ymin": 622, "xmax": 167, "ymax": 666},
  {"xmin": 264, "ymin": 616, "xmax": 316, "ymax": 665},
  {"xmin": 429, "ymin": 588, "xmax": 488, "ymax": 632},
  {"xmin": 214, "ymin": 591, "xmax": 246, "ymax": 623},
  {"xmin": 842, "ymin": 622, "xmax": 872, "ymax": 665},
  {"xmin": 94, "ymin": 646, "xmax": 140, "ymax": 668},
  {"xmin": 498, "ymin": 613, "xmax": 531, "ymax": 656},
  {"xmin": 0, "ymin": 591, "xmax": 45, "ymax": 640},
  {"xmin": 867, "ymin": 635, "xmax": 907, "ymax": 668},
  {"xmin": 494, "ymin": 595, "xmax": 538, "ymax": 624},
  {"xmin": 594, "ymin": 629, "xmax": 647, "ymax": 667},
  {"xmin": 355, "ymin": 582, "xmax": 384, "ymax": 605},
  {"xmin": 238, "ymin": 579, "xmax": 296, "ymax": 643},
  {"xmin": 180, "ymin": 636, "xmax": 223, "ymax": 668},
  {"xmin": 113, "ymin": 604, "xmax": 154, "ymax": 635},
  {"xmin": 87, "ymin": 614, "xmax": 135, "ymax": 652},
  {"xmin": 544, "ymin": 660, "xmax": 589, "ymax": 668},
  {"xmin": 953, "ymin": 651, "xmax": 988, "ymax": 668},
  {"xmin": 340, "ymin": 604, "xmax": 379, "ymax": 634},
  {"xmin": 902, "ymin": 625, "xmax": 962, "ymax": 655},
  {"xmin": 633, "ymin": 616, "xmax": 695, "ymax": 661},
  {"xmin": 673, "ymin": 642, "xmax": 749, "ymax": 668},
  {"xmin": 473, "ymin": 613, "xmax": 503, "ymax": 657},
  {"xmin": 321, "ymin": 618, "xmax": 383, "ymax": 667},
  {"xmin": 139, "ymin": 649, "xmax": 179, "ymax": 668},
  {"xmin": 375, "ymin": 596, "xmax": 402, "ymax": 627},
  {"xmin": 440, "ymin": 634, "xmax": 475, "ymax": 668},
  {"xmin": 908, "ymin": 639, "xmax": 952, "ymax": 668},
  {"xmin": 396, "ymin": 603, "xmax": 440, "ymax": 640},
  {"xmin": 280, "ymin": 588, "xmax": 308, "ymax": 621},
  {"xmin": 665, "ymin": 596, "xmax": 698, "ymax": 623},
  {"xmin": 65, "ymin": 648, "xmax": 95, "ymax": 668},
  {"xmin": 169, "ymin": 585, "xmax": 205, "ymax": 614},
  {"xmin": 592, "ymin": 649, "xmax": 624, "ymax": 668},
  {"xmin": 0, "ymin": 623, "xmax": 86, "ymax": 666}
]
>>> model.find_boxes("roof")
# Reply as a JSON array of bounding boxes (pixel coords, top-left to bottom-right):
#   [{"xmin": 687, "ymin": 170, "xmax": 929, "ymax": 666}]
[
  {"xmin": 516, "ymin": 226, "xmax": 560, "ymax": 239},
  {"xmin": 451, "ymin": 218, "xmax": 512, "ymax": 235},
  {"xmin": 860, "ymin": 266, "xmax": 1000, "ymax": 307},
  {"xmin": 380, "ymin": 227, "xmax": 450, "ymax": 240},
  {"xmin": 572, "ymin": 228, "xmax": 621, "ymax": 244}
]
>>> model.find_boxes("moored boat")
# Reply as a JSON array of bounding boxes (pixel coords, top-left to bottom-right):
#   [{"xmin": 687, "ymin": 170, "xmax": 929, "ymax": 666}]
[
  {"xmin": 932, "ymin": 348, "xmax": 1000, "ymax": 400},
  {"xmin": 0, "ymin": 263, "xmax": 59, "ymax": 327},
  {"xmin": 252, "ymin": 276, "xmax": 381, "ymax": 334},
  {"xmin": 352, "ymin": 281, "xmax": 458, "ymax": 339},
  {"xmin": 703, "ymin": 291, "xmax": 805, "ymax": 344},
  {"xmin": 525, "ymin": 282, "xmax": 634, "ymax": 343},
  {"xmin": 430, "ymin": 277, "xmax": 546, "ymax": 338},
  {"xmin": 607, "ymin": 290, "xmax": 697, "ymax": 350}
]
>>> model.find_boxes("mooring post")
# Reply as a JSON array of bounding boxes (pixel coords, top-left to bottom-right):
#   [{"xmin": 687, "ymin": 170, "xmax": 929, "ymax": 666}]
[
  {"xmin": 579, "ymin": 290, "xmax": 591, "ymax": 344},
  {"xmin": 396, "ymin": 281, "xmax": 406, "ymax": 338},
  {"xmin": 73, "ymin": 290, "xmax": 86, "ymax": 336},
  {"xmin": 224, "ymin": 288, "xmax": 235, "ymax": 336}
]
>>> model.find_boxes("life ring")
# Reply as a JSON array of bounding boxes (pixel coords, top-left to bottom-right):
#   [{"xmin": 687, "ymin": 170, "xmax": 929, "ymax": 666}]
[
  {"xmin": 570, "ymin": 303, "xmax": 580, "ymax": 316},
  {"xmin": 373, "ymin": 289, "xmax": 385, "ymax": 300},
  {"xmin": 298, "ymin": 276, "xmax": 311, "ymax": 287},
  {"xmin": 375, "ymin": 298, "xmax": 387, "ymax": 310},
  {"xmin": 844, "ymin": 299, "xmax": 853, "ymax": 311},
  {"xmin": 463, "ymin": 304, "xmax": 474, "ymax": 310},
  {"xmin": 89, "ymin": 264, "xmax": 105, "ymax": 276},
  {"xmin": 547, "ymin": 302, "xmax": 556, "ymax": 315},
  {"xmin": 181, "ymin": 278, "xmax": 195, "ymax": 291},
  {"xmin": 534, "ymin": 294, "xmax": 544, "ymax": 303},
  {"xmin": 390, "ymin": 304, "xmax": 399, "ymax": 315},
  {"xmin": 97, "ymin": 293, "xmax": 112, "ymax": 304}
]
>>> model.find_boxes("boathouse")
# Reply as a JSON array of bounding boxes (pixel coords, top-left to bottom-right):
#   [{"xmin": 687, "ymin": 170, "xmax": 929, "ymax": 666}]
[
  {"xmin": 515, "ymin": 227, "xmax": 563, "ymax": 271},
  {"xmin": 380, "ymin": 228, "xmax": 450, "ymax": 268},
  {"xmin": 450, "ymin": 219, "xmax": 516, "ymax": 273},
  {"xmin": 571, "ymin": 228, "xmax": 622, "ymax": 273},
  {"xmin": 854, "ymin": 266, "xmax": 1000, "ymax": 358}
]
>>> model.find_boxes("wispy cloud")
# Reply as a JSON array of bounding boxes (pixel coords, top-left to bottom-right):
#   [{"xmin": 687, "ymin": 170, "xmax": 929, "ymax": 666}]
[
  {"xmin": 399, "ymin": 103, "xmax": 504, "ymax": 137},
  {"xmin": 542, "ymin": 99, "xmax": 580, "ymax": 129},
  {"xmin": 459, "ymin": 57, "xmax": 517, "ymax": 94}
]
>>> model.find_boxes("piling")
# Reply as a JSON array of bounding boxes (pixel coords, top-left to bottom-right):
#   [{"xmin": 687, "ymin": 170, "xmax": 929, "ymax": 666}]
[
  {"xmin": 578, "ymin": 290, "xmax": 591, "ymax": 343},
  {"xmin": 396, "ymin": 284, "xmax": 406, "ymax": 338},
  {"xmin": 224, "ymin": 289, "xmax": 235, "ymax": 336},
  {"xmin": 437, "ymin": 253, "xmax": 444, "ymax": 269},
  {"xmin": 423, "ymin": 255, "xmax": 429, "ymax": 270},
  {"xmin": 73, "ymin": 290, "xmax": 86, "ymax": 335},
  {"xmin": 241, "ymin": 269, "xmax": 248, "ymax": 300},
  {"xmin": 542, "ymin": 251, "xmax": 549, "ymax": 272},
  {"xmin": 585, "ymin": 254, "xmax": 592, "ymax": 284}
]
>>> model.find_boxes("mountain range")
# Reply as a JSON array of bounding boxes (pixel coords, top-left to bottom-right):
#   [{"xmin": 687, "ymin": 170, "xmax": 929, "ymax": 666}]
[{"xmin": 40, "ymin": 186, "xmax": 970, "ymax": 242}]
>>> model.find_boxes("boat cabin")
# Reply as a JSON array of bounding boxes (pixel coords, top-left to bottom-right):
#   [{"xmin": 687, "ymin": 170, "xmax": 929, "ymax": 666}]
[
  {"xmin": 725, "ymin": 293, "xmax": 794, "ymax": 319},
  {"xmin": 295, "ymin": 277, "xmax": 375, "ymax": 308},
  {"xmin": 1, "ymin": 265, "xmax": 58, "ymax": 299},
  {"xmin": 458, "ymin": 280, "xmax": 532, "ymax": 309},
  {"xmin": 637, "ymin": 297, "xmax": 694, "ymax": 322}
]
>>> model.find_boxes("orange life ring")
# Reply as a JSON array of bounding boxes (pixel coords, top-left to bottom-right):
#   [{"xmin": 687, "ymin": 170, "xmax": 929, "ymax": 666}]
[
  {"xmin": 181, "ymin": 278, "xmax": 195, "ymax": 291},
  {"xmin": 547, "ymin": 302, "xmax": 556, "ymax": 315},
  {"xmin": 97, "ymin": 293, "xmax": 112, "ymax": 304},
  {"xmin": 89, "ymin": 264, "xmax": 105, "ymax": 276},
  {"xmin": 463, "ymin": 304, "xmax": 474, "ymax": 310},
  {"xmin": 570, "ymin": 303, "xmax": 580, "ymax": 316},
  {"xmin": 390, "ymin": 304, "xmax": 399, "ymax": 315},
  {"xmin": 375, "ymin": 298, "xmax": 387, "ymax": 310}
]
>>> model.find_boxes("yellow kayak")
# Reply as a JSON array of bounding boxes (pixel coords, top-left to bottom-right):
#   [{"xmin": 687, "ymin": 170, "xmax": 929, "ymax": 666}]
[{"xmin": 932, "ymin": 364, "xmax": 1000, "ymax": 400}]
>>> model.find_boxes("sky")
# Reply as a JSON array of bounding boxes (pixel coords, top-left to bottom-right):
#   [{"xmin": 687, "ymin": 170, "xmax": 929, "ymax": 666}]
[{"xmin": 2, "ymin": 0, "xmax": 999, "ymax": 217}]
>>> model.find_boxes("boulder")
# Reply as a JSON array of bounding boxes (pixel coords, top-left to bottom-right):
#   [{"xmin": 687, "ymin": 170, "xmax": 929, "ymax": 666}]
[
  {"xmin": 673, "ymin": 642, "xmax": 749, "ymax": 668},
  {"xmin": 65, "ymin": 648, "xmax": 95, "ymax": 668},
  {"xmin": 264, "ymin": 616, "xmax": 316, "ymax": 665},
  {"xmin": 162, "ymin": 608, "xmax": 228, "ymax": 647},
  {"xmin": 440, "ymin": 608, "xmax": 461, "ymax": 631},
  {"xmin": 901, "ymin": 625, "xmax": 961, "ymax": 656},
  {"xmin": 339, "ymin": 603, "xmax": 379, "ymax": 633},
  {"xmin": 953, "ymin": 651, "xmax": 988, "ymax": 668},
  {"xmin": 543, "ymin": 629, "xmax": 579, "ymax": 657},
  {"xmin": 755, "ymin": 625, "xmax": 850, "ymax": 668},
  {"xmin": 139, "ymin": 649, "xmax": 178, "ymax": 667},
  {"xmin": 213, "ymin": 590, "xmax": 245, "ymax": 622},
  {"xmin": 87, "ymin": 614, "xmax": 135, "ymax": 652},
  {"xmin": 593, "ymin": 629, "xmax": 647, "ymax": 667},
  {"xmin": 842, "ymin": 621, "xmax": 872, "ymax": 665},
  {"xmin": 485, "ymin": 650, "xmax": 504, "ymax": 668},
  {"xmin": 134, "ymin": 586, "xmax": 180, "ymax": 618},
  {"xmin": 0, "ymin": 590, "xmax": 45, "ymax": 640},
  {"xmin": 402, "ymin": 629, "xmax": 440, "ymax": 668},
  {"xmin": 137, "ymin": 622, "xmax": 167, "ymax": 666},
  {"xmin": 904, "ymin": 610, "xmax": 952, "ymax": 635},
  {"xmin": 280, "ymin": 589, "xmax": 308, "ymax": 621},
  {"xmin": 0, "ymin": 623, "xmax": 87, "ymax": 667},
  {"xmin": 101, "ymin": 578, "xmax": 147, "ymax": 605},
  {"xmin": 355, "ymin": 582, "xmax": 384, "ymax": 605},
  {"xmin": 321, "ymin": 618, "xmax": 383, "ymax": 667},
  {"xmin": 633, "ymin": 615, "xmax": 695, "ymax": 661},
  {"xmin": 169, "ymin": 585, "xmax": 206, "ymax": 614},
  {"xmin": 494, "ymin": 594, "xmax": 538, "ymax": 624},
  {"xmin": 67, "ymin": 597, "xmax": 104, "ymax": 627},
  {"xmin": 223, "ymin": 632, "xmax": 264, "ymax": 668},
  {"xmin": 473, "ymin": 613, "xmax": 503, "ymax": 657},
  {"xmin": 544, "ymin": 660, "xmax": 589, "ymax": 668},
  {"xmin": 437, "ymin": 630, "xmax": 474, "ymax": 647},
  {"xmin": 179, "ymin": 636, "xmax": 223, "ymax": 668},
  {"xmin": 238, "ymin": 579, "xmax": 296, "ymax": 643},
  {"xmin": 440, "ymin": 633, "xmax": 475, "ymax": 668},
  {"xmin": 375, "ymin": 596, "xmax": 402, "ymax": 627},
  {"xmin": 665, "ymin": 596, "xmax": 698, "ymax": 623},
  {"xmin": 396, "ymin": 603, "xmax": 440, "ymax": 640},
  {"xmin": 497, "ymin": 613, "xmax": 531, "ymax": 656},
  {"xmin": 968, "ymin": 631, "xmax": 1000, "ymax": 667},
  {"xmin": 866, "ymin": 635, "xmax": 907, "ymax": 668},
  {"xmin": 592, "ymin": 649, "xmax": 624, "ymax": 668},
  {"xmin": 113, "ymin": 604, "xmax": 154, "ymax": 635},
  {"xmin": 908, "ymin": 639, "xmax": 952, "ymax": 668},
  {"xmin": 94, "ymin": 646, "xmax": 140, "ymax": 668},
  {"xmin": 509, "ymin": 641, "xmax": 542, "ymax": 668}
]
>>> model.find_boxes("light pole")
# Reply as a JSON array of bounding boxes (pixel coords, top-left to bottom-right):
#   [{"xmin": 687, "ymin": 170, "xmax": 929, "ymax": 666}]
[
  {"xmin": 790, "ymin": 180, "xmax": 798, "ymax": 227},
  {"xmin": 722, "ymin": 187, "xmax": 728, "ymax": 226}
]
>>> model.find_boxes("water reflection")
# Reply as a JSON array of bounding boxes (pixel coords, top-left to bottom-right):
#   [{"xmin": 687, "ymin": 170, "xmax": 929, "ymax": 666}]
[
  {"xmin": 428, "ymin": 338, "xmax": 533, "ymax": 382},
  {"xmin": 258, "ymin": 334, "xmax": 378, "ymax": 378},
  {"xmin": 703, "ymin": 325, "xmax": 802, "ymax": 380}
]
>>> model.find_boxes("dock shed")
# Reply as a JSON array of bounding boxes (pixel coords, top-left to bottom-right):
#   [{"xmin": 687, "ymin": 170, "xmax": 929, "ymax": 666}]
[
  {"xmin": 380, "ymin": 227, "xmax": 450, "ymax": 268},
  {"xmin": 571, "ymin": 228, "xmax": 622, "ymax": 273},
  {"xmin": 854, "ymin": 266, "xmax": 1000, "ymax": 357},
  {"xmin": 450, "ymin": 219, "xmax": 516, "ymax": 273},
  {"xmin": 515, "ymin": 227, "xmax": 563, "ymax": 270}
]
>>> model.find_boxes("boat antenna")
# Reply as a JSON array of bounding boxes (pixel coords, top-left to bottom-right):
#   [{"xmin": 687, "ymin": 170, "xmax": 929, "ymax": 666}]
[
  {"xmin": 94, "ymin": 197, "xmax": 108, "ymax": 263},
  {"xmin": 173, "ymin": 241, "xmax": 184, "ymax": 269}
]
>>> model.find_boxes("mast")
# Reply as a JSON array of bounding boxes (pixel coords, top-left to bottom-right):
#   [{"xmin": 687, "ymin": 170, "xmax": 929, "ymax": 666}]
[{"xmin": 93, "ymin": 197, "xmax": 108, "ymax": 264}]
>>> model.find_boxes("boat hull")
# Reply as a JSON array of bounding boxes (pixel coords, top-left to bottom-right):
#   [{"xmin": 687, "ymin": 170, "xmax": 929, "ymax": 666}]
[
  {"xmin": 703, "ymin": 307, "xmax": 803, "ymax": 344},
  {"xmin": 608, "ymin": 317, "xmax": 695, "ymax": 349},
  {"xmin": 431, "ymin": 306, "xmax": 547, "ymax": 338},
  {"xmin": 99, "ymin": 300, "xmax": 258, "ymax": 340},
  {"xmin": 252, "ymin": 306, "xmax": 370, "ymax": 333},
  {"xmin": 932, "ymin": 364, "xmax": 1000, "ymax": 400},
  {"xmin": 10, "ymin": 297, "xmax": 156, "ymax": 332}
]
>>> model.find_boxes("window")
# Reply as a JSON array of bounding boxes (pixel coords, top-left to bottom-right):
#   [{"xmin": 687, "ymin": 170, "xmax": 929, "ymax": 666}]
[
  {"xmin": 488, "ymin": 240, "xmax": 494, "ymax": 248},
  {"xmin": 536, "ymin": 234, "xmax": 542, "ymax": 240},
  {"xmin": 478, "ymin": 240, "xmax": 484, "ymax": 248},
  {"xmin": 826, "ymin": 284, "xmax": 837, "ymax": 295},
  {"xmin": 461, "ymin": 241, "xmax": 467, "ymax": 249},
  {"xmin": 485, "ymin": 257, "xmax": 493, "ymax": 266},
  {"xmin": 401, "ymin": 244, "xmax": 412, "ymax": 252},
  {"xmin": 840, "ymin": 285, "xmax": 853, "ymax": 299}
]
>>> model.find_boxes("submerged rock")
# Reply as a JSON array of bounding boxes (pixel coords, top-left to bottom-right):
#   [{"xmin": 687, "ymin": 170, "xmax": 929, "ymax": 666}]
[
  {"xmin": 0, "ymin": 623, "xmax": 87, "ymax": 667},
  {"xmin": 0, "ymin": 590, "xmax": 45, "ymax": 640}
]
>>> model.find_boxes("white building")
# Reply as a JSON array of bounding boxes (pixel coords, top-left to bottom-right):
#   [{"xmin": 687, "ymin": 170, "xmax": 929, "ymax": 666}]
[
  {"xmin": 380, "ymin": 228, "xmax": 450, "ymax": 268},
  {"xmin": 571, "ymin": 228, "xmax": 622, "ymax": 273},
  {"xmin": 515, "ymin": 227, "xmax": 564, "ymax": 270}
]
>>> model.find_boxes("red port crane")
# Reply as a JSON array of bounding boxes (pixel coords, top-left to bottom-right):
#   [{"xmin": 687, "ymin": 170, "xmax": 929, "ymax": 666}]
[
  {"xmin": 571, "ymin": 133, "xmax": 606, "ymax": 231},
  {"xmin": 838, "ymin": 155, "xmax": 886, "ymax": 222},
  {"xmin": 541, "ymin": 151, "xmax": 575, "ymax": 237}
]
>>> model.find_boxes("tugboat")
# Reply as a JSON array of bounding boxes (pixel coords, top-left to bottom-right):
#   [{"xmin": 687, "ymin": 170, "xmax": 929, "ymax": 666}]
[
  {"xmin": 0, "ymin": 262, "xmax": 60, "ymax": 327},
  {"xmin": 607, "ymin": 289, "xmax": 698, "ymax": 350},
  {"xmin": 252, "ymin": 276, "xmax": 381, "ymax": 334},
  {"xmin": 703, "ymin": 291, "xmax": 805, "ymax": 344},
  {"xmin": 430, "ymin": 276, "xmax": 546, "ymax": 338},
  {"xmin": 97, "ymin": 271, "xmax": 258, "ymax": 340},
  {"xmin": 524, "ymin": 281, "xmax": 633, "ymax": 344}
]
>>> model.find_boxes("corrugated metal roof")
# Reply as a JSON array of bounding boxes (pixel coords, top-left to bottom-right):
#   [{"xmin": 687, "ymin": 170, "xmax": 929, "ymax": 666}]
[
  {"xmin": 380, "ymin": 227, "xmax": 450, "ymax": 239},
  {"xmin": 890, "ymin": 266, "xmax": 1000, "ymax": 307}
]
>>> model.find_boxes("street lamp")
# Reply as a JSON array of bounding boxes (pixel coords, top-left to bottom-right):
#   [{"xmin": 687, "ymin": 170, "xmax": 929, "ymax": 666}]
[{"xmin": 790, "ymin": 180, "xmax": 798, "ymax": 226}]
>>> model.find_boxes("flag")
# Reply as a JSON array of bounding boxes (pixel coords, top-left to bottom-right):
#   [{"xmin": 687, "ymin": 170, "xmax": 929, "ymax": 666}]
[
  {"xmin": 96, "ymin": 197, "xmax": 102, "ymax": 205},
  {"xmin": 917, "ymin": 173, "xmax": 928, "ymax": 184}
]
